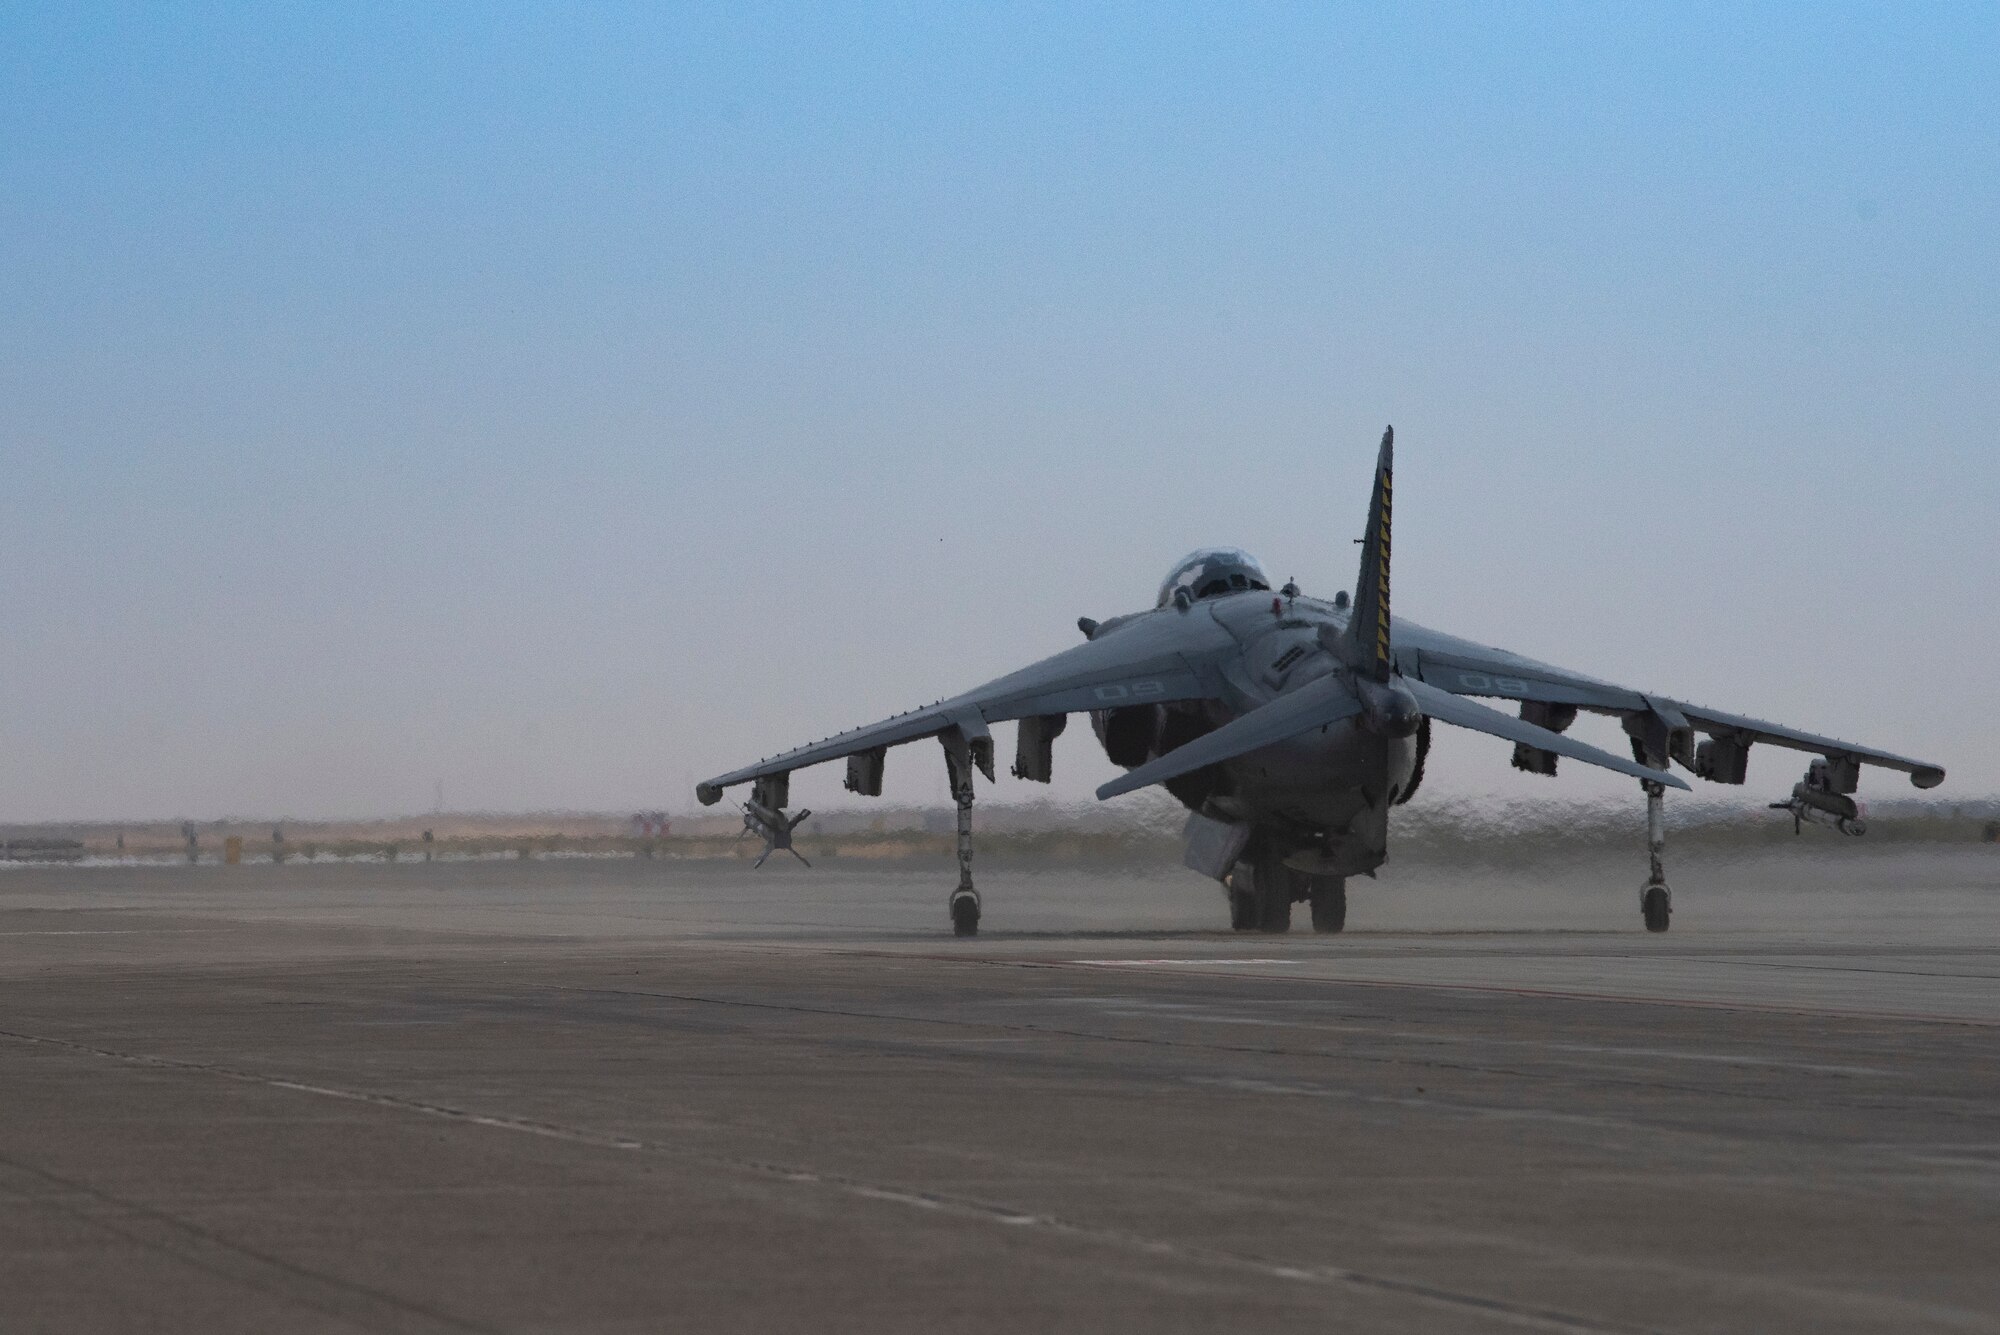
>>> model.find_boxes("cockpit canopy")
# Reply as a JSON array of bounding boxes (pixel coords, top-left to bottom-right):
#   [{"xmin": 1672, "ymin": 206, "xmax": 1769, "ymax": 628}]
[{"xmin": 1157, "ymin": 548, "xmax": 1273, "ymax": 608}]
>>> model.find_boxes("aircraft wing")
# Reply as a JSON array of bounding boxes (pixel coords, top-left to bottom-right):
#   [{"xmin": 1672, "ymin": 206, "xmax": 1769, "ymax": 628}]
[
  {"xmin": 1644, "ymin": 700, "xmax": 1943, "ymax": 785},
  {"xmin": 697, "ymin": 604, "xmax": 1241, "ymax": 803},
  {"xmin": 1393, "ymin": 618, "xmax": 1945, "ymax": 787}
]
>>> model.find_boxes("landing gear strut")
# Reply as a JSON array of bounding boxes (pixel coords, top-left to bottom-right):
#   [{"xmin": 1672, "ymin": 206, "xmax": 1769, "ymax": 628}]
[
  {"xmin": 945, "ymin": 746, "xmax": 981, "ymax": 937},
  {"xmin": 1641, "ymin": 778, "xmax": 1671, "ymax": 933}
]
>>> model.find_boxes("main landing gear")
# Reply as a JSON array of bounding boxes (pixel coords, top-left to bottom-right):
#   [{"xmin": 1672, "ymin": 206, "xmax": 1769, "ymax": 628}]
[
  {"xmin": 1230, "ymin": 856, "xmax": 1287, "ymax": 933},
  {"xmin": 944, "ymin": 736, "xmax": 982, "ymax": 937},
  {"xmin": 1640, "ymin": 777, "xmax": 1671, "ymax": 933},
  {"xmin": 1230, "ymin": 850, "xmax": 1346, "ymax": 934},
  {"xmin": 1310, "ymin": 878, "xmax": 1347, "ymax": 933}
]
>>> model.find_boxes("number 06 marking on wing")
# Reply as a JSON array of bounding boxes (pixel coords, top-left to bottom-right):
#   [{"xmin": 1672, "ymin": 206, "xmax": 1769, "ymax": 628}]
[
  {"xmin": 1094, "ymin": 680, "xmax": 1166, "ymax": 702},
  {"xmin": 1456, "ymin": 672, "xmax": 1529, "ymax": 695}
]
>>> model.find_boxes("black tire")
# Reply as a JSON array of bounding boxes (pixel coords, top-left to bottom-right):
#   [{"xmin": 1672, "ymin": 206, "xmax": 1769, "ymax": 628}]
[
  {"xmin": 1309, "ymin": 877, "xmax": 1347, "ymax": 933},
  {"xmin": 1252, "ymin": 849, "xmax": 1294, "ymax": 934},
  {"xmin": 951, "ymin": 892, "xmax": 981, "ymax": 937},
  {"xmin": 1257, "ymin": 888, "xmax": 1292, "ymax": 933},
  {"xmin": 1641, "ymin": 884, "xmax": 1671, "ymax": 933},
  {"xmin": 1228, "ymin": 885, "xmax": 1257, "ymax": 931}
]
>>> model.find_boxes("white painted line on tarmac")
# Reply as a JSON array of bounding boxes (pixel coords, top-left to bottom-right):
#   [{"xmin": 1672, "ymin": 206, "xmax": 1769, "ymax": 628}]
[
  {"xmin": 1070, "ymin": 958, "xmax": 1302, "ymax": 966},
  {"xmin": 0, "ymin": 929, "xmax": 214, "ymax": 936}
]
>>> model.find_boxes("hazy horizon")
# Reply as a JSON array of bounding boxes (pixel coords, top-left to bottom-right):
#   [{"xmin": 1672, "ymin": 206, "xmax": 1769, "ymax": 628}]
[{"xmin": 4, "ymin": 5, "xmax": 1995, "ymax": 823}]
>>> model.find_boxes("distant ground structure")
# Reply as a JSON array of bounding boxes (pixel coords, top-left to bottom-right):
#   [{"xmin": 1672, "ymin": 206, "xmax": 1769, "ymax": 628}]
[
  {"xmin": 0, "ymin": 799, "xmax": 1991, "ymax": 866},
  {"xmin": 0, "ymin": 838, "xmax": 84, "ymax": 863}
]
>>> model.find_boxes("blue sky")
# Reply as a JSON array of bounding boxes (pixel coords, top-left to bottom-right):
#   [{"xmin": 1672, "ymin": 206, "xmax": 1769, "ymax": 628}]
[{"xmin": 2, "ymin": 3, "xmax": 1995, "ymax": 820}]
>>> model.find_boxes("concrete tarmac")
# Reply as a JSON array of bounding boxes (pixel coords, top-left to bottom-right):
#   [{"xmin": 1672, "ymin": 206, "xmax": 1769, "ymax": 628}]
[{"xmin": 0, "ymin": 850, "xmax": 1996, "ymax": 1332}]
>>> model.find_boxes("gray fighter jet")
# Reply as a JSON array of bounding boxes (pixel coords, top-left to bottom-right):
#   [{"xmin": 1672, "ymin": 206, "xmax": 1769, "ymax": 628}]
[{"xmin": 698, "ymin": 429, "xmax": 1945, "ymax": 936}]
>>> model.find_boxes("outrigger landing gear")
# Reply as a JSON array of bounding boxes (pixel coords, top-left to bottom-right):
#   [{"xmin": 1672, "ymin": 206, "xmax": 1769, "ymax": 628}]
[
  {"xmin": 952, "ymin": 775, "xmax": 984, "ymax": 935},
  {"xmin": 950, "ymin": 886, "xmax": 980, "ymax": 936},
  {"xmin": 1640, "ymin": 778, "xmax": 1672, "ymax": 933},
  {"xmin": 948, "ymin": 777, "xmax": 980, "ymax": 936},
  {"xmin": 942, "ymin": 728, "xmax": 984, "ymax": 937},
  {"xmin": 952, "ymin": 771, "xmax": 984, "ymax": 939}
]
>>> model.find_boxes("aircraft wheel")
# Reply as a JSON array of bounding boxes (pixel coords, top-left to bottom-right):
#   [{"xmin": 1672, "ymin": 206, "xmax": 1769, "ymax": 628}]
[
  {"xmin": 1309, "ymin": 877, "xmax": 1347, "ymax": 933},
  {"xmin": 950, "ymin": 890, "xmax": 981, "ymax": 937},
  {"xmin": 1252, "ymin": 850, "xmax": 1293, "ymax": 934},
  {"xmin": 1641, "ymin": 883, "xmax": 1671, "ymax": 933},
  {"xmin": 1228, "ymin": 882, "xmax": 1257, "ymax": 931},
  {"xmin": 1257, "ymin": 890, "xmax": 1292, "ymax": 933}
]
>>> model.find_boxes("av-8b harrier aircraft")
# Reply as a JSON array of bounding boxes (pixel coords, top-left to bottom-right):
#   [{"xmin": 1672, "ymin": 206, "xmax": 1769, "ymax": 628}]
[{"xmin": 698, "ymin": 429, "xmax": 1944, "ymax": 936}]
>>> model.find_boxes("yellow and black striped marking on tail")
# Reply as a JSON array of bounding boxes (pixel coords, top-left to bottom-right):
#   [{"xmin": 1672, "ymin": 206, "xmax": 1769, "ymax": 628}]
[
  {"xmin": 1372, "ymin": 465, "xmax": 1392, "ymax": 675},
  {"xmin": 1347, "ymin": 425, "xmax": 1395, "ymax": 682}
]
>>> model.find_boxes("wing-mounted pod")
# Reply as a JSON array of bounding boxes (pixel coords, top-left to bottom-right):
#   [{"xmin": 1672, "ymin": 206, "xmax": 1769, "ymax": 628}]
[
  {"xmin": 1771, "ymin": 755, "xmax": 1869, "ymax": 836},
  {"xmin": 1012, "ymin": 715, "xmax": 1067, "ymax": 783},
  {"xmin": 1693, "ymin": 733, "xmax": 1752, "ymax": 784},
  {"xmin": 1511, "ymin": 701, "xmax": 1578, "ymax": 776},
  {"xmin": 741, "ymin": 775, "xmax": 812, "ymax": 867},
  {"xmin": 845, "ymin": 747, "xmax": 887, "ymax": 797}
]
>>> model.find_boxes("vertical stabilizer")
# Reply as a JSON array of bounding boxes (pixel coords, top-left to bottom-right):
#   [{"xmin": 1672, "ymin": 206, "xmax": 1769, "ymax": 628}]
[{"xmin": 1347, "ymin": 426, "xmax": 1394, "ymax": 682}]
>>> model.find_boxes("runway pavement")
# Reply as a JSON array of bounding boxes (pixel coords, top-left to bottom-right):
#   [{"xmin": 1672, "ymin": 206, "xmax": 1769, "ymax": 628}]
[{"xmin": 0, "ymin": 850, "xmax": 1996, "ymax": 1332}]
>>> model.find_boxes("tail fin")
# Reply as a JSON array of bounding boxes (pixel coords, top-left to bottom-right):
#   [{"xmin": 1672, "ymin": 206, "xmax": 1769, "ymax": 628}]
[{"xmin": 1347, "ymin": 426, "xmax": 1394, "ymax": 682}]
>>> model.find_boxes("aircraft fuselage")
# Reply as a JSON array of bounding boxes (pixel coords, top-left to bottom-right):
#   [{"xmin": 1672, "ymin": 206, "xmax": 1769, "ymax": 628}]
[{"xmin": 1089, "ymin": 588, "xmax": 1418, "ymax": 872}]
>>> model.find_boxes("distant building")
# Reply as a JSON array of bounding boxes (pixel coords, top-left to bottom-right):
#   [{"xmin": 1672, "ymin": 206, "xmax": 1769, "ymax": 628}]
[{"xmin": 0, "ymin": 838, "xmax": 84, "ymax": 863}]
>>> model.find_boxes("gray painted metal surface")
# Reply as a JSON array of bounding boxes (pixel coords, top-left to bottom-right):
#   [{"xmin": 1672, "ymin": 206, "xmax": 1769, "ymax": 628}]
[{"xmin": 699, "ymin": 426, "xmax": 1945, "ymax": 928}]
